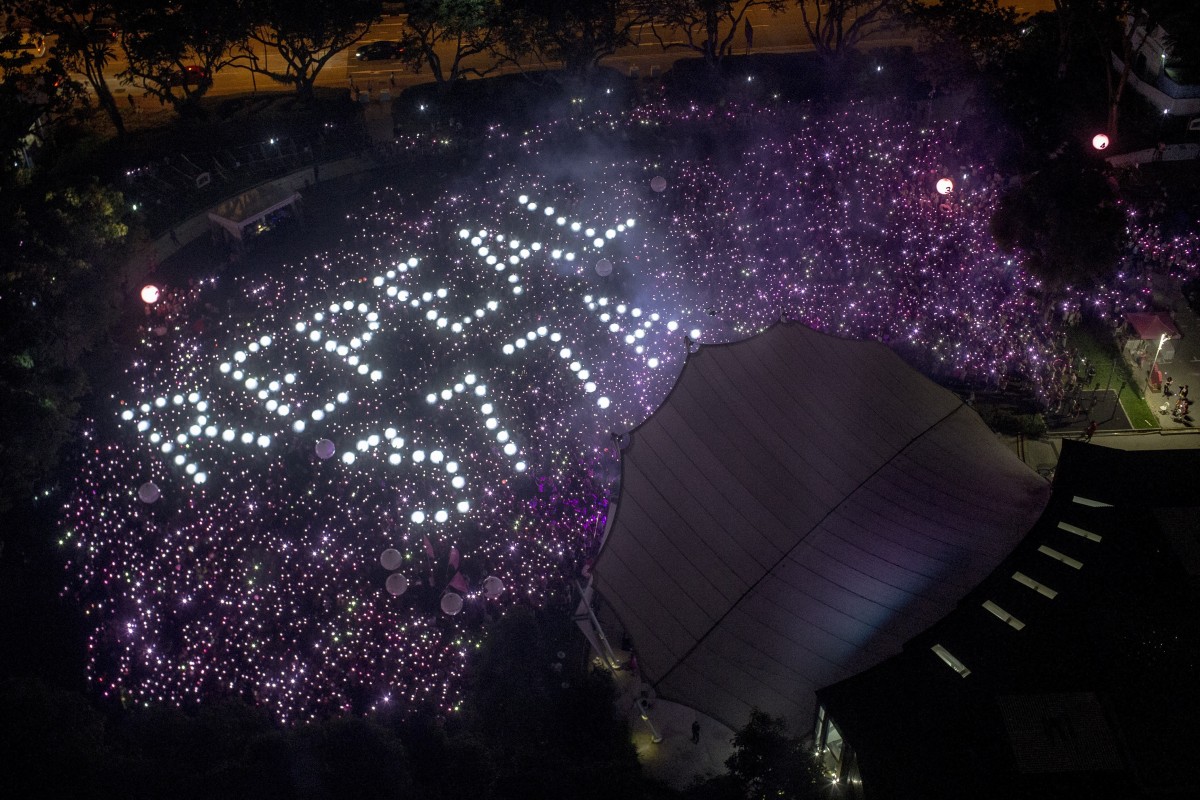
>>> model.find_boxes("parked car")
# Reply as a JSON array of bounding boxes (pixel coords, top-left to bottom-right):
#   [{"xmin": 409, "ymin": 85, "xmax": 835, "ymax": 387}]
[
  {"xmin": 165, "ymin": 65, "xmax": 212, "ymax": 87},
  {"xmin": 354, "ymin": 40, "xmax": 402, "ymax": 61}
]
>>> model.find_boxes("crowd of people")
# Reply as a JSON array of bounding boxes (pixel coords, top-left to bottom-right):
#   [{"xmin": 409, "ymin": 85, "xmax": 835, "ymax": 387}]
[{"xmin": 62, "ymin": 99, "xmax": 1199, "ymax": 722}]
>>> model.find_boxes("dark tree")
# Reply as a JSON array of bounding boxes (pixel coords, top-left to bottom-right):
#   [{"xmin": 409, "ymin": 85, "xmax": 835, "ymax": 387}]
[
  {"xmin": 646, "ymin": 1, "xmax": 785, "ymax": 66},
  {"xmin": 0, "ymin": 680, "xmax": 108, "ymax": 797},
  {"xmin": 0, "ymin": 42, "xmax": 77, "ymax": 170},
  {"xmin": 398, "ymin": 0, "xmax": 503, "ymax": 90},
  {"xmin": 797, "ymin": 0, "xmax": 899, "ymax": 61},
  {"xmin": 116, "ymin": 0, "xmax": 254, "ymax": 114},
  {"xmin": 723, "ymin": 708, "xmax": 823, "ymax": 800},
  {"xmin": 991, "ymin": 144, "xmax": 1125, "ymax": 291},
  {"xmin": 0, "ymin": 180, "xmax": 128, "ymax": 516},
  {"xmin": 300, "ymin": 716, "xmax": 413, "ymax": 800},
  {"xmin": 465, "ymin": 607, "xmax": 645, "ymax": 799},
  {"xmin": 898, "ymin": 0, "xmax": 1023, "ymax": 69},
  {"xmin": 242, "ymin": 0, "xmax": 382, "ymax": 97},
  {"xmin": 493, "ymin": 0, "xmax": 648, "ymax": 79},
  {"xmin": 5, "ymin": 0, "xmax": 127, "ymax": 134}
]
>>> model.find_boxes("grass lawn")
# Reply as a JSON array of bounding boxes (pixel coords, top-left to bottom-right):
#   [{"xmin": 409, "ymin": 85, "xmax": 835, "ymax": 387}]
[{"xmin": 1067, "ymin": 324, "xmax": 1158, "ymax": 429}]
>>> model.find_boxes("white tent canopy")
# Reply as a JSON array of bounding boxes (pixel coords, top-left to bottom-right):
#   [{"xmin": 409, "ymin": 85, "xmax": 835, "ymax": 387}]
[
  {"xmin": 593, "ymin": 324, "xmax": 1050, "ymax": 730},
  {"xmin": 207, "ymin": 183, "xmax": 302, "ymax": 244}
]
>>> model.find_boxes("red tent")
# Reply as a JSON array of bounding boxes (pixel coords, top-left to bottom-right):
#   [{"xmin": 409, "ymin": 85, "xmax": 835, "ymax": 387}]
[{"xmin": 1125, "ymin": 311, "xmax": 1181, "ymax": 341}]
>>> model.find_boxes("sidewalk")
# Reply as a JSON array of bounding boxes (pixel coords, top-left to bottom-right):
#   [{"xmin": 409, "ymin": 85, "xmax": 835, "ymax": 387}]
[
  {"xmin": 1139, "ymin": 280, "xmax": 1200, "ymax": 430},
  {"xmin": 606, "ymin": 654, "xmax": 735, "ymax": 791}
]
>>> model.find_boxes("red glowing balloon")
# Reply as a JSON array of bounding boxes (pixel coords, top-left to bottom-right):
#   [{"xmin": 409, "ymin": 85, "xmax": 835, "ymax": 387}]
[
  {"xmin": 140, "ymin": 284, "xmax": 160, "ymax": 304},
  {"xmin": 1091, "ymin": 133, "xmax": 1110, "ymax": 151}
]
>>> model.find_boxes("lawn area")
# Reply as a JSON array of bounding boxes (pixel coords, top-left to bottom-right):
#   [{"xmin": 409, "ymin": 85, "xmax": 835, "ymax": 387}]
[{"xmin": 1067, "ymin": 324, "xmax": 1158, "ymax": 429}]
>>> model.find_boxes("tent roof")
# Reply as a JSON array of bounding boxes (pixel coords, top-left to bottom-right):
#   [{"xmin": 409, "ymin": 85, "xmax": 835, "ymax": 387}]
[
  {"xmin": 1125, "ymin": 311, "xmax": 1181, "ymax": 341},
  {"xmin": 208, "ymin": 184, "xmax": 301, "ymax": 239},
  {"xmin": 592, "ymin": 323, "xmax": 1050, "ymax": 730}
]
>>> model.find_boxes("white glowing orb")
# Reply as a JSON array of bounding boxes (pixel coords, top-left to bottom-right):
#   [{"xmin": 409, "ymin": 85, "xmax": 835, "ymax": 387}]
[
  {"xmin": 1092, "ymin": 133, "xmax": 1110, "ymax": 150},
  {"xmin": 140, "ymin": 284, "xmax": 160, "ymax": 304},
  {"xmin": 936, "ymin": 177, "xmax": 954, "ymax": 195}
]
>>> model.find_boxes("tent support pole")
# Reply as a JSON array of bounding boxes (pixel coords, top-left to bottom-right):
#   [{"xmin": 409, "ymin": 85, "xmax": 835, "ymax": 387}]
[{"xmin": 575, "ymin": 579, "xmax": 621, "ymax": 669}]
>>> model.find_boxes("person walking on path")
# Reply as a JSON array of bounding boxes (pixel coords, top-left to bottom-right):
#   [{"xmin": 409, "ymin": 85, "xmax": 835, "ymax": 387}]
[
  {"xmin": 744, "ymin": 19, "xmax": 754, "ymax": 52},
  {"xmin": 691, "ymin": 720, "xmax": 701, "ymax": 744},
  {"xmin": 1083, "ymin": 420, "xmax": 1099, "ymax": 442}
]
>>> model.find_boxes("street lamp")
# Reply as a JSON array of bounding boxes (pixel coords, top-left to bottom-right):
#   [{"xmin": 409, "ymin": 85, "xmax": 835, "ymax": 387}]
[{"xmin": 1149, "ymin": 332, "xmax": 1169, "ymax": 387}]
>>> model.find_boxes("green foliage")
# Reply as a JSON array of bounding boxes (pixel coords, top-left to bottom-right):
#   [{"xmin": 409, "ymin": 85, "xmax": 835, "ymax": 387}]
[
  {"xmin": 686, "ymin": 708, "xmax": 822, "ymax": 800},
  {"xmin": 465, "ymin": 607, "xmax": 645, "ymax": 799},
  {"xmin": 243, "ymin": 0, "xmax": 383, "ymax": 96},
  {"xmin": 494, "ymin": 0, "xmax": 646, "ymax": 78},
  {"xmin": 0, "ymin": 179, "xmax": 128, "ymax": 516},
  {"xmin": 399, "ymin": 0, "xmax": 502, "ymax": 88},
  {"xmin": 1159, "ymin": 2, "xmax": 1200, "ymax": 83},
  {"xmin": 0, "ymin": 679, "xmax": 109, "ymax": 797},
  {"xmin": 898, "ymin": 0, "xmax": 1023, "ymax": 68},
  {"xmin": 646, "ymin": 1, "xmax": 786, "ymax": 64},
  {"xmin": 991, "ymin": 144, "xmax": 1125, "ymax": 290},
  {"xmin": 7, "ymin": 1, "xmax": 128, "ymax": 135},
  {"xmin": 116, "ymin": 0, "xmax": 254, "ymax": 114}
]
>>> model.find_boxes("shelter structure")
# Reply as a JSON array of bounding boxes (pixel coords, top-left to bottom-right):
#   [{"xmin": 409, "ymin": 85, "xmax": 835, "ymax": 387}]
[
  {"xmin": 1123, "ymin": 312, "xmax": 1182, "ymax": 390},
  {"xmin": 815, "ymin": 441, "xmax": 1200, "ymax": 799},
  {"xmin": 591, "ymin": 323, "xmax": 1050, "ymax": 732},
  {"xmin": 207, "ymin": 184, "xmax": 302, "ymax": 249},
  {"xmin": 1124, "ymin": 311, "xmax": 1181, "ymax": 343}
]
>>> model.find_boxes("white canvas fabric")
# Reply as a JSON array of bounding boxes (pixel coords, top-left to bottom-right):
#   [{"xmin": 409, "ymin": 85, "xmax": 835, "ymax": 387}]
[{"xmin": 593, "ymin": 324, "xmax": 1050, "ymax": 730}]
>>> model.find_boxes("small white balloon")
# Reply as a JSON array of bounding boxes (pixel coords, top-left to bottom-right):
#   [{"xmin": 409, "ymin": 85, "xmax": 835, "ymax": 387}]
[
  {"xmin": 385, "ymin": 573, "xmax": 409, "ymax": 596},
  {"xmin": 440, "ymin": 593, "xmax": 464, "ymax": 615},
  {"xmin": 315, "ymin": 439, "xmax": 336, "ymax": 460},
  {"xmin": 380, "ymin": 549, "xmax": 403, "ymax": 571},
  {"xmin": 137, "ymin": 481, "xmax": 160, "ymax": 504},
  {"xmin": 595, "ymin": 259, "xmax": 612, "ymax": 277},
  {"xmin": 482, "ymin": 575, "xmax": 504, "ymax": 600},
  {"xmin": 650, "ymin": 175, "xmax": 667, "ymax": 192}
]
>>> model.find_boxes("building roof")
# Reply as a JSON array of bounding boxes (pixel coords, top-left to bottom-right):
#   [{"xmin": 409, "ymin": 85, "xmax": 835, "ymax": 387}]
[
  {"xmin": 208, "ymin": 184, "xmax": 301, "ymax": 239},
  {"xmin": 817, "ymin": 441, "xmax": 1200, "ymax": 800},
  {"xmin": 592, "ymin": 323, "xmax": 1050, "ymax": 730}
]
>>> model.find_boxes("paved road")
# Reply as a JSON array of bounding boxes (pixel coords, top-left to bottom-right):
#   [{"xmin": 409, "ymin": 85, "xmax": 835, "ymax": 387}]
[{"xmin": 31, "ymin": 2, "xmax": 1055, "ymax": 101}]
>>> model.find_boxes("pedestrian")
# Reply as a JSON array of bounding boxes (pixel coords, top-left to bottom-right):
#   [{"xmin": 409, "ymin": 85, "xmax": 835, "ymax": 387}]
[
  {"xmin": 1180, "ymin": 385, "xmax": 1189, "ymax": 401},
  {"xmin": 389, "ymin": 71, "xmax": 396, "ymax": 89},
  {"xmin": 744, "ymin": 19, "xmax": 754, "ymax": 52},
  {"xmin": 1083, "ymin": 420, "xmax": 1098, "ymax": 442},
  {"xmin": 169, "ymin": 229, "xmax": 179, "ymax": 246},
  {"xmin": 691, "ymin": 720, "xmax": 700, "ymax": 744},
  {"xmin": 1164, "ymin": 375, "xmax": 1173, "ymax": 396}
]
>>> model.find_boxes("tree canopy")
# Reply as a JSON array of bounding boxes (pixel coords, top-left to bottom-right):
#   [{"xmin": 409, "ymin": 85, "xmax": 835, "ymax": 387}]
[
  {"xmin": 991, "ymin": 144, "xmax": 1125, "ymax": 291},
  {"xmin": 242, "ymin": 0, "xmax": 382, "ymax": 97},
  {"xmin": 492, "ymin": 0, "xmax": 647, "ymax": 79},
  {"xmin": 398, "ymin": 0, "xmax": 502, "ymax": 89},
  {"xmin": 0, "ymin": 179, "xmax": 129, "ymax": 516}
]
